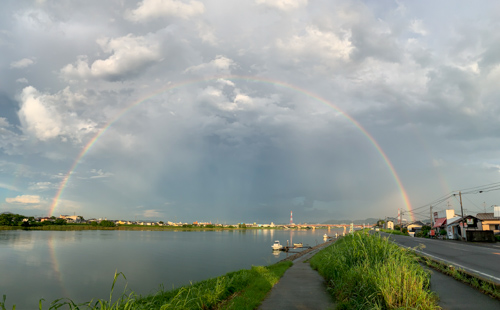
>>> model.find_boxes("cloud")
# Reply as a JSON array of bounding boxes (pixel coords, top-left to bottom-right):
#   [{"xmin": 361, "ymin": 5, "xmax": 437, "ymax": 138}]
[
  {"xmin": 17, "ymin": 86, "xmax": 96, "ymax": 141},
  {"xmin": 89, "ymin": 169, "xmax": 114, "ymax": 179},
  {"xmin": 0, "ymin": 183, "xmax": 19, "ymax": 191},
  {"xmin": 10, "ymin": 58, "xmax": 35, "ymax": 68},
  {"xmin": 0, "ymin": 117, "xmax": 9, "ymax": 128},
  {"xmin": 256, "ymin": 0, "xmax": 308, "ymax": 11},
  {"xmin": 6, "ymin": 195, "xmax": 41, "ymax": 204},
  {"xmin": 18, "ymin": 86, "xmax": 63, "ymax": 140},
  {"xmin": 28, "ymin": 182, "xmax": 54, "ymax": 191},
  {"xmin": 125, "ymin": 0, "xmax": 205, "ymax": 22},
  {"xmin": 142, "ymin": 209, "xmax": 162, "ymax": 218},
  {"xmin": 16, "ymin": 78, "xmax": 29, "ymax": 84},
  {"xmin": 61, "ymin": 34, "xmax": 161, "ymax": 81},
  {"xmin": 184, "ymin": 55, "xmax": 236, "ymax": 75},
  {"xmin": 409, "ymin": 19, "xmax": 427, "ymax": 36},
  {"xmin": 276, "ymin": 25, "xmax": 352, "ymax": 69}
]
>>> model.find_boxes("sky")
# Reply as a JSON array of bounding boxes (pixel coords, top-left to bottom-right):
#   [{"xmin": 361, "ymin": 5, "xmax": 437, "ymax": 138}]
[{"xmin": 1, "ymin": 0, "xmax": 500, "ymax": 224}]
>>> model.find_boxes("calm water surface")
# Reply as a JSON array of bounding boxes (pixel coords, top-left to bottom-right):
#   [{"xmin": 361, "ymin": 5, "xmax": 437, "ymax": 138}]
[{"xmin": 0, "ymin": 228, "xmax": 342, "ymax": 309}]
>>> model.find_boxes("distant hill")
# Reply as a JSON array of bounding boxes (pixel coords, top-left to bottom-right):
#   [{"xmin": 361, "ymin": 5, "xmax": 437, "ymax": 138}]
[{"xmin": 322, "ymin": 218, "xmax": 379, "ymax": 225}]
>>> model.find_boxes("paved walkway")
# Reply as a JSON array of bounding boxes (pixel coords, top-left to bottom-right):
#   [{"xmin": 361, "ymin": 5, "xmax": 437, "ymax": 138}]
[
  {"xmin": 258, "ymin": 238, "xmax": 500, "ymax": 310},
  {"xmin": 258, "ymin": 246, "xmax": 335, "ymax": 310},
  {"xmin": 428, "ymin": 266, "xmax": 500, "ymax": 309}
]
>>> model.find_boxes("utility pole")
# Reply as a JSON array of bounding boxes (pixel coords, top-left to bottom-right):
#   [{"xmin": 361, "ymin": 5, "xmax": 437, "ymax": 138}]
[
  {"xmin": 459, "ymin": 191, "xmax": 464, "ymax": 240},
  {"xmin": 399, "ymin": 208, "xmax": 402, "ymax": 232},
  {"xmin": 430, "ymin": 205, "xmax": 433, "ymax": 227}
]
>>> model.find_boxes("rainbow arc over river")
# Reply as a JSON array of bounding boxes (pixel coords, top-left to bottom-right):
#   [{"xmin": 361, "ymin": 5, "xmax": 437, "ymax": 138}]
[{"xmin": 49, "ymin": 75, "xmax": 414, "ymax": 221}]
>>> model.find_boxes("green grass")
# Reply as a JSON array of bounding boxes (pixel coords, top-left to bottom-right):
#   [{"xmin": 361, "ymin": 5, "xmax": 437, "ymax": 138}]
[
  {"xmin": 0, "ymin": 262, "xmax": 292, "ymax": 310},
  {"xmin": 310, "ymin": 232, "xmax": 440, "ymax": 309},
  {"xmin": 379, "ymin": 228, "xmax": 408, "ymax": 236}
]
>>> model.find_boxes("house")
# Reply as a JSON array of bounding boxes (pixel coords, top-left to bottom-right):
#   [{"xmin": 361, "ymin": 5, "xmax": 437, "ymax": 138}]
[
  {"xmin": 406, "ymin": 221, "xmax": 425, "ymax": 233},
  {"xmin": 432, "ymin": 209, "xmax": 457, "ymax": 236},
  {"xmin": 385, "ymin": 220, "xmax": 394, "ymax": 230},
  {"xmin": 446, "ymin": 215, "xmax": 482, "ymax": 240},
  {"xmin": 476, "ymin": 213, "xmax": 500, "ymax": 235}
]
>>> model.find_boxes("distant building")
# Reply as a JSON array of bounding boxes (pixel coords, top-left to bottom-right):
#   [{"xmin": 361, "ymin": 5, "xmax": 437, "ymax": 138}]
[
  {"xmin": 476, "ymin": 213, "xmax": 500, "ymax": 235},
  {"xmin": 385, "ymin": 220, "xmax": 394, "ymax": 230}
]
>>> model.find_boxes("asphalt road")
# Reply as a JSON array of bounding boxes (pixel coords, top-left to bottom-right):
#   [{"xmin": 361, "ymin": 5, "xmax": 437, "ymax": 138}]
[{"xmin": 380, "ymin": 232, "xmax": 500, "ymax": 284}]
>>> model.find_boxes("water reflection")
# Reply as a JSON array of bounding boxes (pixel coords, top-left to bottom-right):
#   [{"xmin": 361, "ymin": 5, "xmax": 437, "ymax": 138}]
[{"xmin": 0, "ymin": 228, "xmax": 343, "ymax": 309}]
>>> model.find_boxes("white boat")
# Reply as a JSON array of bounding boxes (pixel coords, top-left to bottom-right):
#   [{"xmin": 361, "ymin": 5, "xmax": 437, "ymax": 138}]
[
  {"xmin": 293, "ymin": 242, "xmax": 303, "ymax": 247},
  {"xmin": 271, "ymin": 240, "xmax": 283, "ymax": 250},
  {"xmin": 323, "ymin": 234, "xmax": 328, "ymax": 239}
]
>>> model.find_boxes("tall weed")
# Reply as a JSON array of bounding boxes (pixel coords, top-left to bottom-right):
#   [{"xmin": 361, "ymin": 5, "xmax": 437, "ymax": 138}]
[{"xmin": 310, "ymin": 232, "xmax": 439, "ymax": 309}]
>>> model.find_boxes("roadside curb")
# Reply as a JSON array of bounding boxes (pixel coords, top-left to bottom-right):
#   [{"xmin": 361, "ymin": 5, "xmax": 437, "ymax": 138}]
[{"xmin": 415, "ymin": 251, "xmax": 500, "ymax": 301}]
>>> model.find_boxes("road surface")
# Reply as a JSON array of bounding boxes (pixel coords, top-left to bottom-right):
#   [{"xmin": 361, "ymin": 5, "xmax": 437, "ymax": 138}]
[{"xmin": 381, "ymin": 232, "xmax": 500, "ymax": 284}]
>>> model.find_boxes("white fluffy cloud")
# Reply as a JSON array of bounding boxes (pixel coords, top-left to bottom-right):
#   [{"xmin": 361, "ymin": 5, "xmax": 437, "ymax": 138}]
[
  {"xmin": 17, "ymin": 86, "xmax": 96, "ymax": 141},
  {"xmin": 276, "ymin": 26, "xmax": 352, "ymax": 66},
  {"xmin": 184, "ymin": 55, "xmax": 236, "ymax": 75},
  {"xmin": 125, "ymin": 0, "xmax": 205, "ymax": 22},
  {"xmin": 61, "ymin": 34, "xmax": 161, "ymax": 81},
  {"xmin": 18, "ymin": 86, "xmax": 63, "ymax": 140},
  {"xmin": 10, "ymin": 58, "xmax": 35, "ymax": 68},
  {"xmin": 6, "ymin": 195, "xmax": 40, "ymax": 204},
  {"xmin": 256, "ymin": 0, "xmax": 308, "ymax": 11}
]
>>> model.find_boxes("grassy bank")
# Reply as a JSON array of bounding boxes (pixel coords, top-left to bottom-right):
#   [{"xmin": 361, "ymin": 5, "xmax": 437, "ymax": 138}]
[
  {"xmin": 1, "ymin": 261, "xmax": 292, "ymax": 310},
  {"xmin": 379, "ymin": 228, "xmax": 408, "ymax": 236},
  {"xmin": 310, "ymin": 232, "xmax": 440, "ymax": 309}
]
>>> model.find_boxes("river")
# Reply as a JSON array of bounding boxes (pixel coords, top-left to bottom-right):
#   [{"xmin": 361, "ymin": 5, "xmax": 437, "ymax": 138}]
[{"xmin": 0, "ymin": 228, "xmax": 344, "ymax": 309}]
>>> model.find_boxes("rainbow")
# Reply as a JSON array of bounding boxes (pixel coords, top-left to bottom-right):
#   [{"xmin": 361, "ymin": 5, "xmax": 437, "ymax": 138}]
[{"xmin": 49, "ymin": 75, "xmax": 414, "ymax": 221}]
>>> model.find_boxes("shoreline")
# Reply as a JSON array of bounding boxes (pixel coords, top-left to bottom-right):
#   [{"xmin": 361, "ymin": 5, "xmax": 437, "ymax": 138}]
[{"xmin": 279, "ymin": 238, "xmax": 336, "ymax": 262}]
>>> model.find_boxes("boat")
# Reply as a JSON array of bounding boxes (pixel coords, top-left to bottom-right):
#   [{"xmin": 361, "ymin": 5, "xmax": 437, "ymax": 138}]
[
  {"xmin": 271, "ymin": 240, "xmax": 283, "ymax": 250},
  {"xmin": 323, "ymin": 234, "xmax": 328, "ymax": 239},
  {"xmin": 293, "ymin": 242, "xmax": 303, "ymax": 247}
]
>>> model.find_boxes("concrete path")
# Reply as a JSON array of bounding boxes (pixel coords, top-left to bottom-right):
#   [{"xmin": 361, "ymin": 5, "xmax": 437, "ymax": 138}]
[
  {"xmin": 258, "ymin": 237, "xmax": 500, "ymax": 310},
  {"xmin": 258, "ymin": 247, "xmax": 335, "ymax": 310},
  {"xmin": 428, "ymin": 267, "xmax": 500, "ymax": 310}
]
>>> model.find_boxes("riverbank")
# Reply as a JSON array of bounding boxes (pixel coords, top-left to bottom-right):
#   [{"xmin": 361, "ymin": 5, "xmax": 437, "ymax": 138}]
[
  {"xmin": 310, "ymin": 232, "xmax": 440, "ymax": 309},
  {"xmin": 0, "ymin": 224, "xmax": 313, "ymax": 231}
]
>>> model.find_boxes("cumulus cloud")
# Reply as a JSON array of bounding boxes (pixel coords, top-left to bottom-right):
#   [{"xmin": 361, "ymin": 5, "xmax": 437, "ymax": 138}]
[
  {"xmin": 61, "ymin": 34, "xmax": 161, "ymax": 81},
  {"xmin": 256, "ymin": 0, "xmax": 308, "ymax": 11},
  {"xmin": 6, "ymin": 195, "xmax": 41, "ymax": 204},
  {"xmin": 17, "ymin": 86, "xmax": 96, "ymax": 141},
  {"xmin": 18, "ymin": 86, "xmax": 63, "ymax": 140},
  {"xmin": 276, "ymin": 26, "xmax": 352, "ymax": 66},
  {"xmin": 10, "ymin": 58, "xmax": 35, "ymax": 68},
  {"xmin": 125, "ymin": 0, "xmax": 204, "ymax": 22},
  {"xmin": 184, "ymin": 55, "xmax": 236, "ymax": 75}
]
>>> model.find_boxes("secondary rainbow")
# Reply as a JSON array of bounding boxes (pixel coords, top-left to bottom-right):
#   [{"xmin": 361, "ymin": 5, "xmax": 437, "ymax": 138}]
[{"xmin": 49, "ymin": 75, "xmax": 414, "ymax": 220}]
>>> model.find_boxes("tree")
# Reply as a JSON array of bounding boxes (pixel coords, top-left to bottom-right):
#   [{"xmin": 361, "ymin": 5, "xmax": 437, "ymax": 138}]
[
  {"xmin": 54, "ymin": 218, "xmax": 67, "ymax": 225},
  {"xmin": 376, "ymin": 219, "xmax": 385, "ymax": 227},
  {"xmin": 0, "ymin": 213, "xmax": 14, "ymax": 226},
  {"xmin": 99, "ymin": 220, "xmax": 115, "ymax": 227}
]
